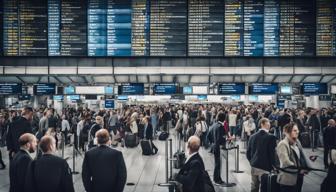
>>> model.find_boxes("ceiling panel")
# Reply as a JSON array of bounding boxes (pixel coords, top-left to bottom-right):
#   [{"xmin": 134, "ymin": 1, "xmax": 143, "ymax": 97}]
[
  {"xmin": 177, "ymin": 75, "xmax": 189, "ymax": 84},
  {"xmin": 212, "ymin": 75, "xmax": 233, "ymax": 82},
  {"xmin": 242, "ymin": 75, "xmax": 259, "ymax": 82},
  {"xmin": 320, "ymin": 75, "xmax": 335, "ymax": 83},
  {"xmin": 264, "ymin": 75, "xmax": 275, "ymax": 82},
  {"xmin": 162, "ymin": 75, "xmax": 173, "ymax": 83},
  {"xmin": 0, "ymin": 76, "xmax": 20, "ymax": 83},
  {"xmin": 190, "ymin": 75, "xmax": 208, "ymax": 84},
  {"xmin": 303, "ymin": 76, "xmax": 321, "ymax": 83},
  {"xmin": 274, "ymin": 75, "xmax": 292, "ymax": 83},
  {"xmin": 149, "ymin": 75, "xmax": 161, "ymax": 83},
  {"xmin": 137, "ymin": 75, "xmax": 148, "ymax": 83},
  {"xmin": 115, "ymin": 75, "xmax": 129, "ymax": 83},
  {"xmin": 290, "ymin": 75, "xmax": 305, "ymax": 83},
  {"xmin": 93, "ymin": 76, "xmax": 114, "ymax": 84}
]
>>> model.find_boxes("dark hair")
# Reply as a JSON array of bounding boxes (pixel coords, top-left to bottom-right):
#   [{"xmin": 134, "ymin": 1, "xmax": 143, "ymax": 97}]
[
  {"xmin": 22, "ymin": 107, "xmax": 33, "ymax": 115},
  {"xmin": 283, "ymin": 122, "xmax": 297, "ymax": 134},
  {"xmin": 217, "ymin": 112, "xmax": 226, "ymax": 122},
  {"xmin": 39, "ymin": 136, "xmax": 55, "ymax": 153}
]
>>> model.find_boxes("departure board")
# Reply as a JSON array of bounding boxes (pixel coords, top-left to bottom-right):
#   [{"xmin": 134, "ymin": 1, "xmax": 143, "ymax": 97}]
[
  {"xmin": 150, "ymin": 0, "xmax": 187, "ymax": 56},
  {"xmin": 132, "ymin": 0, "xmax": 150, "ymax": 56},
  {"xmin": 316, "ymin": 0, "xmax": 335, "ymax": 56},
  {"xmin": 264, "ymin": 0, "xmax": 280, "ymax": 56},
  {"xmin": 244, "ymin": 0, "xmax": 264, "ymax": 56},
  {"xmin": 188, "ymin": 0, "xmax": 224, "ymax": 56},
  {"xmin": 1, "ymin": 0, "xmax": 336, "ymax": 57},
  {"xmin": 60, "ymin": 0, "xmax": 87, "ymax": 56},
  {"xmin": 0, "ymin": 1, "xmax": 3, "ymax": 56},
  {"xmin": 19, "ymin": 0, "xmax": 48, "ymax": 56},
  {"xmin": 3, "ymin": 0, "xmax": 19, "ymax": 56},
  {"xmin": 225, "ymin": 0, "xmax": 243, "ymax": 56}
]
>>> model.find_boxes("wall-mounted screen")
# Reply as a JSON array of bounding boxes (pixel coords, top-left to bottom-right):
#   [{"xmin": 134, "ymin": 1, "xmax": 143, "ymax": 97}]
[
  {"xmin": 105, "ymin": 86, "xmax": 114, "ymax": 95},
  {"xmin": 118, "ymin": 83, "xmax": 144, "ymax": 95},
  {"xmin": 280, "ymin": 85, "xmax": 293, "ymax": 95},
  {"xmin": 249, "ymin": 83, "xmax": 278, "ymax": 95},
  {"xmin": 183, "ymin": 86, "xmax": 192, "ymax": 94},
  {"xmin": 33, "ymin": 83, "xmax": 56, "ymax": 95},
  {"xmin": 192, "ymin": 86, "xmax": 208, "ymax": 94},
  {"xmin": 105, "ymin": 100, "xmax": 115, "ymax": 109},
  {"xmin": 302, "ymin": 83, "xmax": 328, "ymax": 95},
  {"xmin": 64, "ymin": 86, "xmax": 75, "ymax": 94},
  {"xmin": 153, "ymin": 84, "xmax": 177, "ymax": 95},
  {"xmin": 18, "ymin": 94, "xmax": 31, "ymax": 101},
  {"xmin": 66, "ymin": 95, "xmax": 80, "ymax": 101},
  {"xmin": 218, "ymin": 83, "xmax": 245, "ymax": 95},
  {"xmin": 53, "ymin": 95, "xmax": 64, "ymax": 101},
  {"xmin": 0, "ymin": 83, "xmax": 22, "ymax": 95}
]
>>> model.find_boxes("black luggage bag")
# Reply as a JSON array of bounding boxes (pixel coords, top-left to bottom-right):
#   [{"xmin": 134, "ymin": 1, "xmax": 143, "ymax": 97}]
[
  {"xmin": 125, "ymin": 133, "xmax": 138, "ymax": 148},
  {"xmin": 300, "ymin": 132, "xmax": 310, "ymax": 148},
  {"xmin": 141, "ymin": 140, "xmax": 153, "ymax": 155},
  {"xmin": 260, "ymin": 172, "xmax": 280, "ymax": 192}
]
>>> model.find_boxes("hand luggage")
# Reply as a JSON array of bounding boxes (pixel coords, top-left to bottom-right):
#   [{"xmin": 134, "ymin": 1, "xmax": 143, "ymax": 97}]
[
  {"xmin": 159, "ymin": 131, "xmax": 169, "ymax": 141},
  {"xmin": 300, "ymin": 132, "xmax": 310, "ymax": 148},
  {"xmin": 260, "ymin": 172, "xmax": 280, "ymax": 192},
  {"xmin": 141, "ymin": 140, "xmax": 153, "ymax": 155},
  {"xmin": 125, "ymin": 132, "xmax": 138, "ymax": 148},
  {"xmin": 173, "ymin": 133, "xmax": 185, "ymax": 169}
]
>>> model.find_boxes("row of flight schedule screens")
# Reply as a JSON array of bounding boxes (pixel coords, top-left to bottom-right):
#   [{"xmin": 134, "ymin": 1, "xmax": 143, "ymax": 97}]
[
  {"xmin": 1, "ymin": 0, "xmax": 336, "ymax": 57},
  {"xmin": 0, "ymin": 83, "xmax": 330, "ymax": 96}
]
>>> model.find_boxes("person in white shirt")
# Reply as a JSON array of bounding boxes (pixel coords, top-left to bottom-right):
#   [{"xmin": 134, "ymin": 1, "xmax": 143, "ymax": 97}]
[
  {"xmin": 243, "ymin": 115, "xmax": 256, "ymax": 144},
  {"xmin": 61, "ymin": 115, "xmax": 71, "ymax": 145},
  {"xmin": 228, "ymin": 110, "xmax": 238, "ymax": 136}
]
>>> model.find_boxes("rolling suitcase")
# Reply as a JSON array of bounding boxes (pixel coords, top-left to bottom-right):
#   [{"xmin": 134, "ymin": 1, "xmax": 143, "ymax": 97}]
[
  {"xmin": 260, "ymin": 172, "xmax": 280, "ymax": 192},
  {"xmin": 125, "ymin": 132, "xmax": 138, "ymax": 148},
  {"xmin": 141, "ymin": 140, "xmax": 153, "ymax": 155},
  {"xmin": 173, "ymin": 133, "xmax": 185, "ymax": 169},
  {"xmin": 300, "ymin": 132, "xmax": 310, "ymax": 148}
]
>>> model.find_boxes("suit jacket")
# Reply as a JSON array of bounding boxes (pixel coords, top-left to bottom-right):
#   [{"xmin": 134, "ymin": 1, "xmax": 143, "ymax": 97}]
[
  {"xmin": 24, "ymin": 154, "xmax": 74, "ymax": 192},
  {"xmin": 323, "ymin": 126, "xmax": 336, "ymax": 149},
  {"xmin": 308, "ymin": 114, "xmax": 321, "ymax": 131},
  {"xmin": 176, "ymin": 153, "xmax": 205, "ymax": 192},
  {"xmin": 9, "ymin": 150, "xmax": 32, "ymax": 192},
  {"xmin": 247, "ymin": 129, "xmax": 277, "ymax": 172},
  {"xmin": 210, "ymin": 122, "xmax": 226, "ymax": 151},
  {"xmin": 7, "ymin": 117, "xmax": 32, "ymax": 153},
  {"xmin": 144, "ymin": 123, "xmax": 153, "ymax": 140},
  {"xmin": 82, "ymin": 145, "xmax": 127, "ymax": 192},
  {"xmin": 276, "ymin": 137, "xmax": 310, "ymax": 186}
]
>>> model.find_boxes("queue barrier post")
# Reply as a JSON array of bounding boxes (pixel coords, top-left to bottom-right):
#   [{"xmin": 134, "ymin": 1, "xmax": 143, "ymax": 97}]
[
  {"xmin": 222, "ymin": 146, "xmax": 236, "ymax": 187},
  {"xmin": 232, "ymin": 145, "xmax": 244, "ymax": 173}
]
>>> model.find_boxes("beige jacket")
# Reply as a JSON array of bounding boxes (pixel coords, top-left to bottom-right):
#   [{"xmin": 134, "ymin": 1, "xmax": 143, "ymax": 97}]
[{"xmin": 276, "ymin": 137, "xmax": 309, "ymax": 186}]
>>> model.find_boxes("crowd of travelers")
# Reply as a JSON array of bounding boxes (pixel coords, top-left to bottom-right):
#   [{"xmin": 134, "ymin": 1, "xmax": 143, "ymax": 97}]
[{"xmin": 0, "ymin": 103, "xmax": 335, "ymax": 192}]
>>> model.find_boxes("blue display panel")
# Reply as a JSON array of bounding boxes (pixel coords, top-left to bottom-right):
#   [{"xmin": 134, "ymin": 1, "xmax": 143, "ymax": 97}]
[
  {"xmin": 218, "ymin": 83, "xmax": 245, "ymax": 95},
  {"xmin": 107, "ymin": 0, "xmax": 132, "ymax": 56},
  {"xmin": 67, "ymin": 95, "xmax": 80, "ymax": 101},
  {"xmin": 243, "ymin": 0, "xmax": 264, "ymax": 56},
  {"xmin": 279, "ymin": 0, "xmax": 295, "ymax": 56},
  {"xmin": 0, "ymin": 1, "xmax": 3, "ymax": 56},
  {"xmin": 64, "ymin": 86, "xmax": 75, "ymax": 94},
  {"xmin": 183, "ymin": 86, "xmax": 192, "ymax": 94},
  {"xmin": 105, "ymin": 86, "xmax": 114, "ymax": 94},
  {"xmin": 225, "ymin": 0, "xmax": 244, "ymax": 56},
  {"xmin": 48, "ymin": 0, "xmax": 61, "ymax": 56},
  {"xmin": 302, "ymin": 83, "xmax": 328, "ymax": 95},
  {"xmin": 53, "ymin": 95, "xmax": 64, "ymax": 101},
  {"xmin": 118, "ymin": 83, "xmax": 144, "ymax": 95},
  {"xmin": 150, "ymin": 0, "xmax": 187, "ymax": 56},
  {"xmin": 188, "ymin": 0, "xmax": 224, "ymax": 56},
  {"xmin": 33, "ymin": 83, "xmax": 56, "ymax": 95},
  {"xmin": 88, "ymin": 0, "xmax": 107, "ymax": 56},
  {"xmin": 0, "ymin": 83, "xmax": 22, "ymax": 95},
  {"xmin": 249, "ymin": 83, "xmax": 278, "ymax": 94},
  {"xmin": 153, "ymin": 84, "xmax": 177, "ymax": 95},
  {"xmin": 105, "ymin": 99, "xmax": 115, "ymax": 108},
  {"xmin": 197, "ymin": 95, "xmax": 207, "ymax": 100},
  {"xmin": 264, "ymin": 0, "xmax": 280, "ymax": 56}
]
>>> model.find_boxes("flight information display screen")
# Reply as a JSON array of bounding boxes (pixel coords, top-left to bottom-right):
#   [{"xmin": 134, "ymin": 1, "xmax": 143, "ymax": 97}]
[
  {"xmin": 0, "ymin": 83, "xmax": 22, "ymax": 95},
  {"xmin": 249, "ymin": 83, "xmax": 278, "ymax": 94},
  {"xmin": 153, "ymin": 84, "xmax": 177, "ymax": 95},
  {"xmin": 1, "ymin": 0, "xmax": 336, "ymax": 57},
  {"xmin": 33, "ymin": 83, "xmax": 56, "ymax": 95},
  {"xmin": 301, "ymin": 83, "xmax": 328, "ymax": 95},
  {"xmin": 118, "ymin": 83, "xmax": 144, "ymax": 95},
  {"xmin": 218, "ymin": 83, "xmax": 245, "ymax": 95}
]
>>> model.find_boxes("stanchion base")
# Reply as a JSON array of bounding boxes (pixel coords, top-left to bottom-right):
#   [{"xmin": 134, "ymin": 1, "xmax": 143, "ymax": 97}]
[
  {"xmin": 232, "ymin": 170, "xmax": 245, "ymax": 173},
  {"xmin": 221, "ymin": 182, "xmax": 236, "ymax": 187},
  {"xmin": 72, "ymin": 171, "xmax": 80, "ymax": 175}
]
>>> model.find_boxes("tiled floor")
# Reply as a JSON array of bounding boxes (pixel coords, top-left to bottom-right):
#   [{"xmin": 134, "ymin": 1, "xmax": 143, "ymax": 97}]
[{"xmin": 0, "ymin": 132, "xmax": 327, "ymax": 192}]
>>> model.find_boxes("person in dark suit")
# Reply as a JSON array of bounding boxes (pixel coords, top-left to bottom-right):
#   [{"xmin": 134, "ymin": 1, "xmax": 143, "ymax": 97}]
[
  {"xmin": 323, "ymin": 119, "xmax": 336, "ymax": 169},
  {"xmin": 247, "ymin": 118, "xmax": 277, "ymax": 192},
  {"xmin": 9, "ymin": 133, "xmax": 37, "ymax": 192},
  {"xmin": 307, "ymin": 109, "xmax": 322, "ymax": 149},
  {"xmin": 175, "ymin": 136, "xmax": 206, "ymax": 192},
  {"xmin": 7, "ymin": 107, "xmax": 33, "ymax": 159},
  {"xmin": 209, "ymin": 112, "xmax": 228, "ymax": 185},
  {"xmin": 24, "ymin": 135, "xmax": 74, "ymax": 192},
  {"xmin": 82, "ymin": 129, "xmax": 127, "ymax": 192},
  {"xmin": 143, "ymin": 117, "xmax": 158, "ymax": 154}
]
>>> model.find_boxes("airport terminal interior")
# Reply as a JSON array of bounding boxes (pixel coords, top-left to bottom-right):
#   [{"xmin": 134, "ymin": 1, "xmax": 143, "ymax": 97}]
[{"xmin": 0, "ymin": 0, "xmax": 336, "ymax": 192}]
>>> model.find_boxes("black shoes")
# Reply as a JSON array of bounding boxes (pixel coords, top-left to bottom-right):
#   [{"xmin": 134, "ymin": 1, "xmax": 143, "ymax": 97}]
[{"xmin": 214, "ymin": 180, "xmax": 225, "ymax": 186}]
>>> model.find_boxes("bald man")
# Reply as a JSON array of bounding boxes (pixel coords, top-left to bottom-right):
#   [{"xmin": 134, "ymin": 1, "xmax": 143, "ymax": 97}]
[
  {"xmin": 323, "ymin": 119, "xmax": 336, "ymax": 169},
  {"xmin": 175, "ymin": 136, "xmax": 211, "ymax": 192},
  {"xmin": 9, "ymin": 133, "xmax": 37, "ymax": 192},
  {"xmin": 82, "ymin": 129, "xmax": 127, "ymax": 192}
]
